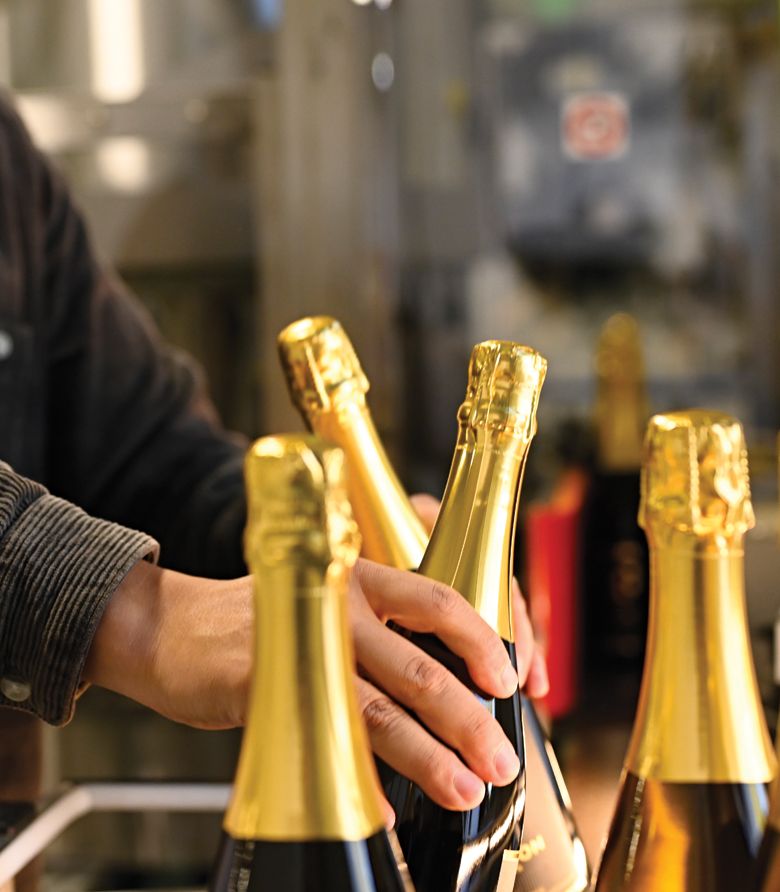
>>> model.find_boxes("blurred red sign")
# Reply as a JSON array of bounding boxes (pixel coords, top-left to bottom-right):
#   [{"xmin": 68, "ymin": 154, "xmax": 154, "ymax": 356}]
[{"xmin": 561, "ymin": 92, "xmax": 630, "ymax": 161}]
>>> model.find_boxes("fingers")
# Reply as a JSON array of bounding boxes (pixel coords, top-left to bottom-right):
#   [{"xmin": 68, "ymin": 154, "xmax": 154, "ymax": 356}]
[
  {"xmin": 525, "ymin": 647, "xmax": 550, "ymax": 699},
  {"xmin": 352, "ymin": 559, "xmax": 517, "ymax": 700},
  {"xmin": 512, "ymin": 579, "xmax": 535, "ymax": 689},
  {"xmin": 378, "ymin": 789, "xmax": 396, "ymax": 830},
  {"xmin": 355, "ymin": 676, "xmax": 487, "ymax": 812},
  {"xmin": 354, "ymin": 618, "xmax": 521, "ymax": 788},
  {"xmin": 511, "ymin": 579, "xmax": 549, "ymax": 698},
  {"xmin": 409, "ymin": 493, "xmax": 441, "ymax": 534}
]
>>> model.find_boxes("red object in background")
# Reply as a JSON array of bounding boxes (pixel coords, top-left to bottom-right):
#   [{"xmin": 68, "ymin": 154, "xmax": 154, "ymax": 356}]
[{"xmin": 525, "ymin": 470, "xmax": 588, "ymax": 719}]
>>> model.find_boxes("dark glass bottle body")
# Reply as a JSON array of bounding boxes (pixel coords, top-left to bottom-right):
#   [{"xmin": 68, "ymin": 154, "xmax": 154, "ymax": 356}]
[
  {"xmin": 596, "ymin": 774, "xmax": 767, "ymax": 892},
  {"xmin": 581, "ymin": 470, "xmax": 648, "ymax": 690},
  {"xmin": 756, "ymin": 721, "xmax": 780, "ymax": 891},
  {"xmin": 382, "ymin": 637, "xmax": 524, "ymax": 892},
  {"xmin": 211, "ymin": 833, "xmax": 408, "ymax": 892},
  {"xmin": 757, "ymin": 825, "xmax": 780, "ymax": 891}
]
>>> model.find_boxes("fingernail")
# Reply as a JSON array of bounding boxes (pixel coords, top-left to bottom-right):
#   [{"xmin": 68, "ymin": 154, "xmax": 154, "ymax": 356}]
[
  {"xmin": 454, "ymin": 770, "xmax": 485, "ymax": 804},
  {"xmin": 500, "ymin": 664, "xmax": 518, "ymax": 695},
  {"xmin": 494, "ymin": 743, "xmax": 521, "ymax": 782}
]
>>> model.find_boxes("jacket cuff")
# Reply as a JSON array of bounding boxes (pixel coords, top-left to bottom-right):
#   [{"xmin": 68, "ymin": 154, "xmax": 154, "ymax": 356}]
[{"xmin": 0, "ymin": 484, "xmax": 158, "ymax": 725}]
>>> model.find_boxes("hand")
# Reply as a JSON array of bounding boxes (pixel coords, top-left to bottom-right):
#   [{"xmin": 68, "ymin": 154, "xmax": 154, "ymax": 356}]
[
  {"xmin": 84, "ymin": 557, "xmax": 525, "ymax": 815},
  {"xmin": 410, "ymin": 493, "xmax": 549, "ymax": 699},
  {"xmin": 349, "ymin": 558, "xmax": 523, "ymax": 813}
]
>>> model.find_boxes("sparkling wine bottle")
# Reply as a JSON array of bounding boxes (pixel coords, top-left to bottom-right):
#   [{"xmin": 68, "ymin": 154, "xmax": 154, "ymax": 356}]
[
  {"xmin": 593, "ymin": 411, "xmax": 776, "ymax": 892},
  {"xmin": 210, "ymin": 435, "xmax": 413, "ymax": 892},
  {"xmin": 279, "ymin": 316, "xmax": 589, "ymax": 892},
  {"xmin": 581, "ymin": 313, "xmax": 650, "ymax": 706}
]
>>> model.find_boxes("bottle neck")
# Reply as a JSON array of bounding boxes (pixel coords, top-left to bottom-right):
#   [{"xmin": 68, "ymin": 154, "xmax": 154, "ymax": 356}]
[
  {"xmin": 595, "ymin": 382, "xmax": 645, "ymax": 472},
  {"xmin": 307, "ymin": 400, "xmax": 428, "ymax": 570},
  {"xmin": 224, "ymin": 562, "xmax": 384, "ymax": 841},
  {"xmin": 625, "ymin": 539, "xmax": 775, "ymax": 783},
  {"xmin": 419, "ymin": 426, "xmax": 530, "ymax": 642}
]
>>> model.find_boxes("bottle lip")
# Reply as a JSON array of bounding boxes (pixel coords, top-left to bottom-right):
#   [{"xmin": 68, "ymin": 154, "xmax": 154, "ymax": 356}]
[
  {"xmin": 462, "ymin": 341, "xmax": 547, "ymax": 437},
  {"xmin": 278, "ymin": 315, "xmax": 338, "ymax": 345}
]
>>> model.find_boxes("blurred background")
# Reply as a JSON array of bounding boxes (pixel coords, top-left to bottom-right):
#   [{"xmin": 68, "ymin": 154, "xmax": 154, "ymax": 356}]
[{"xmin": 2, "ymin": 0, "xmax": 780, "ymax": 887}]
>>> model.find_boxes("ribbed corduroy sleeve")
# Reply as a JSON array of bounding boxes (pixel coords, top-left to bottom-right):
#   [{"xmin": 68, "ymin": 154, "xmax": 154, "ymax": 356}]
[{"xmin": 0, "ymin": 463, "xmax": 158, "ymax": 724}]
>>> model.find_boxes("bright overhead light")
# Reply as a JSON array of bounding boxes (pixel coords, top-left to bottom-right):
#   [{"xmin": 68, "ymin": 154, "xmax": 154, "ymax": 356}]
[
  {"xmin": 87, "ymin": 0, "xmax": 145, "ymax": 103},
  {"xmin": 371, "ymin": 53, "xmax": 394, "ymax": 91},
  {"xmin": 95, "ymin": 137, "xmax": 153, "ymax": 193}
]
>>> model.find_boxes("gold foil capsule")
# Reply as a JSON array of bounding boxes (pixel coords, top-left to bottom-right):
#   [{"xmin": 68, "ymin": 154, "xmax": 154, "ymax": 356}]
[
  {"xmin": 277, "ymin": 316, "xmax": 369, "ymax": 417},
  {"xmin": 639, "ymin": 410, "xmax": 755, "ymax": 546},
  {"xmin": 460, "ymin": 341, "xmax": 547, "ymax": 439}
]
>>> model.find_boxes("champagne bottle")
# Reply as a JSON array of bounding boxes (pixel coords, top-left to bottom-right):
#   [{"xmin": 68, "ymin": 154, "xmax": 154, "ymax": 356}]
[
  {"xmin": 210, "ymin": 435, "xmax": 413, "ymax": 892},
  {"xmin": 593, "ymin": 411, "xmax": 776, "ymax": 892},
  {"xmin": 279, "ymin": 316, "xmax": 590, "ymax": 892},
  {"xmin": 582, "ymin": 313, "xmax": 650, "ymax": 702}
]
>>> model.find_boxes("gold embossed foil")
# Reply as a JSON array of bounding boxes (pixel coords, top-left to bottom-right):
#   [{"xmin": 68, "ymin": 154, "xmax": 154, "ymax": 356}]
[
  {"xmin": 225, "ymin": 435, "xmax": 385, "ymax": 841},
  {"xmin": 624, "ymin": 410, "xmax": 775, "ymax": 783},
  {"xmin": 278, "ymin": 316, "xmax": 427, "ymax": 570},
  {"xmin": 419, "ymin": 341, "xmax": 547, "ymax": 641}
]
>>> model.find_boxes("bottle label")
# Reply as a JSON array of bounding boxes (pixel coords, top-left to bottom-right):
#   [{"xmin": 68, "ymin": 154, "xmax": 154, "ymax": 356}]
[{"xmin": 496, "ymin": 849, "xmax": 521, "ymax": 892}]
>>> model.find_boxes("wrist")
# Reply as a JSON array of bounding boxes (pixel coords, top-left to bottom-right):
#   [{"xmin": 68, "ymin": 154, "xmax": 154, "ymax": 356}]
[{"xmin": 84, "ymin": 559, "xmax": 161, "ymax": 704}]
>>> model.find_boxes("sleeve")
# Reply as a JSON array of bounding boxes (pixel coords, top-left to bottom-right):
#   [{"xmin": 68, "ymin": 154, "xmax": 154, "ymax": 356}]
[
  {"xmin": 0, "ymin": 462, "xmax": 158, "ymax": 724},
  {"xmin": 17, "ymin": 103, "xmax": 249, "ymax": 579}
]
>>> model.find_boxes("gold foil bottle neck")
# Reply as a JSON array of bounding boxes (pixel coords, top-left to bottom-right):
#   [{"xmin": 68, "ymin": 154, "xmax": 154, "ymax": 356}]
[
  {"xmin": 421, "ymin": 341, "xmax": 547, "ymax": 641},
  {"xmin": 244, "ymin": 435, "xmax": 360, "ymax": 573},
  {"xmin": 594, "ymin": 312, "xmax": 648, "ymax": 471},
  {"xmin": 277, "ymin": 316, "xmax": 369, "ymax": 415},
  {"xmin": 460, "ymin": 341, "xmax": 547, "ymax": 438},
  {"xmin": 623, "ymin": 410, "xmax": 774, "ymax": 785},
  {"xmin": 639, "ymin": 410, "xmax": 755, "ymax": 546},
  {"xmin": 227, "ymin": 434, "xmax": 385, "ymax": 842},
  {"xmin": 278, "ymin": 316, "xmax": 428, "ymax": 571}
]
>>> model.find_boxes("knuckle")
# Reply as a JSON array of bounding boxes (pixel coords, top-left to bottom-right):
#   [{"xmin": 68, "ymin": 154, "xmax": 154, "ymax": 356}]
[
  {"xmin": 361, "ymin": 694, "xmax": 402, "ymax": 736},
  {"xmin": 423, "ymin": 753, "xmax": 462, "ymax": 806},
  {"xmin": 463, "ymin": 707, "xmax": 495, "ymax": 743},
  {"xmin": 404, "ymin": 655, "xmax": 448, "ymax": 699},
  {"xmin": 473, "ymin": 624, "xmax": 505, "ymax": 670},
  {"xmin": 430, "ymin": 582, "xmax": 458, "ymax": 616},
  {"xmin": 356, "ymin": 558, "xmax": 380, "ymax": 592},
  {"xmin": 477, "ymin": 623, "xmax": 500, "ymax": 654},
  {"xmin": 420, "ymin": 741, "xmax": 450, "ymax": 786}
]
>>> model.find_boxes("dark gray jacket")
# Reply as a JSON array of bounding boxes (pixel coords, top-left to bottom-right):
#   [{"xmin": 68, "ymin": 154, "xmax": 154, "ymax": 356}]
[{"xmin": 0, "ymin": 95, "xmax": 247, "ymax": 726}]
